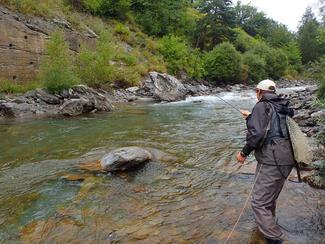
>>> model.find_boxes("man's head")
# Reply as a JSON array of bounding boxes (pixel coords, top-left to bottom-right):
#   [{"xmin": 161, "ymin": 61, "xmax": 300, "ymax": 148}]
[{"xmin": 255, "ymin": 79, "xmax": 276, "ymax": 100}]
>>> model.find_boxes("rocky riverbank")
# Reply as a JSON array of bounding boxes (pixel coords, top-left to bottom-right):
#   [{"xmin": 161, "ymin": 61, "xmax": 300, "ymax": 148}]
[
  {"xmin": 286, "ymin": 86, "xmax": 325, "ymax": 188},
  {"xmin": 0, "ymin": 72, "xmax": 227, "ymax": 118}
]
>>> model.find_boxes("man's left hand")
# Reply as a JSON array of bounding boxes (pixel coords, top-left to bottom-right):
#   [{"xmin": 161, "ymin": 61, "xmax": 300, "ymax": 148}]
[{"xmin": 236, "ymin": 152, "xmax": 246, "ymax": 164}]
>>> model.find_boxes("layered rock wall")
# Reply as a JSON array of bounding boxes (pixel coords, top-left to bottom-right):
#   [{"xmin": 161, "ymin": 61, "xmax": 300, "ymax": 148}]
[{"xmin": 0, "ymin": 6, "xmax": 96, "ymax": 83}]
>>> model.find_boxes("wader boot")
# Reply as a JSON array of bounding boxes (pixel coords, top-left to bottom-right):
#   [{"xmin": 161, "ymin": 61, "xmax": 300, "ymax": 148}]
[{"xmin": 265, "ymin": 237, "xmax": 283, "ymax": 244}]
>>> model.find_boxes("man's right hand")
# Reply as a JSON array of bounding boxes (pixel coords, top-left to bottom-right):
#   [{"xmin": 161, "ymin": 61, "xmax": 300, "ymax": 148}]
[
  {"xmin": 236, "ymin": 152, "xmax": 246, "ymax": 164},
  {"xmin": 240, "ymin": 110, "xmax": 251, "ymax": 119}
]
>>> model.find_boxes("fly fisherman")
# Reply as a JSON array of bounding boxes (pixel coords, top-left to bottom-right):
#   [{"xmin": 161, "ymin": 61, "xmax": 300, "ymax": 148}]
[{"xmin": 236, "ymin": 80, "xmax": 295, "ymax": 244}]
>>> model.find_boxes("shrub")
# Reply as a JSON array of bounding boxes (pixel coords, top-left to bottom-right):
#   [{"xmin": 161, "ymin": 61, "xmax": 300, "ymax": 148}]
[
  {"xmin": 117, "ymin": 67, "xmax": 141, "ymax": 86},
  {"xmin": 281, "ymin": 42, "xmax": 303, "ymax": 73},
  {"xmin": 243, "ymin": 52, "xmax": 267, "ymax": 83},
  {"xmin": 250, "ymin": 42, "xmax": 288, "ymax": 79},
  {"xmin": 268, "ymin": 49, "xmax": 288, "ymax": 79},
  {"xmin": 158, "ymin": 35, "xmax": 189, "ymax": 75},
  {"xmin": 114, "ymin": 22, "xmax": 131, "ymax": 42},
  {"xmin": 82, "ymin": 0, "xmax": 102, "ymax": 14},
  {"xmin": 303, "ymin": 57, "xmax": 325, "ymax": 101},
  {"xmin": 304, "ymin": 57, "xmax": 325, "ymax": 81},
  {"xmin": 40, "ymin": 31, "xmax": 79, "ymax": 93},
  {"xmin": 76, "ymin": 31, "xmax": 117, "ymax": 88},
  {"xmin": 204, "ymin": 42, "xmax": 243, "ymax": 84},
  {"xmin": 158, "ymin": 35, "xmax": 205, "ymax": 78},
  {"xmin": 318, "ymin": 75, "xmax": 325, "ymax": 100},
  {"xmin": 232, "ymin": 28, "xmax": 259, "ymax": 53},
  {"xmin": 99, "ymin": 0, "xmax": 130, "ymax": 19}
]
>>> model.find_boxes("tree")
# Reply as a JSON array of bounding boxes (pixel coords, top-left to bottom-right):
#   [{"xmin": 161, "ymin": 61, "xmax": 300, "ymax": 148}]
[
  {"xmin": 204, "ymin": 42, "xmax": 242, "ymax": 83},
  {"xmin": 320, "ymin": 0, "xmax": 325, "ymax": 23},
  {"xmin": 131, "ymin": 0, "xmax": 190, "ymax": 37},
  {"xmin": 194, "ymin": 0, "xmax": 236, "ymax": 50},
  {"xmin": 158, "ymin": 35, "xmax": 205, "ymax": 78},
  {"xmin": 264, "ymin": 23, "xmax": 294, "ymax": 48},
  {"xmin": 298, "ymin": 7, "xmax": 321, "ymax": 64},
  {"xmin": 281, "ymin": 42, "xmax": 302, "ymax": 72},
  {"xmin": 234, "ymin": 2, "xmax": 268, "ymax": 36}
]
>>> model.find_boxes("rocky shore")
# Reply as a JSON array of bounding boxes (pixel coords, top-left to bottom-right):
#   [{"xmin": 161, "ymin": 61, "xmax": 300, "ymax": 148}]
[
  {"xmin": 0, "ymin": 72, "xmax": 225, "ymax": 118},
  {"xmin": 285, "ymin": 86, "xmax": 325, "ymax": 188}
]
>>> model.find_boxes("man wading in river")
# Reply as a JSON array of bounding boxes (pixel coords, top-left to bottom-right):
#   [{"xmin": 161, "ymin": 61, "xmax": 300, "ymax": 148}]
[{"xmin": 236, "ymin": 79, "xmax": 295, "ymax": 244}]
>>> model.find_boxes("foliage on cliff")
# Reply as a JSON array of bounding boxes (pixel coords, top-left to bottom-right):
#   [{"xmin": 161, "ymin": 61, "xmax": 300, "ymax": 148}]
[{"xmin": 1, "ymin": 0, "xmax": 325, "ymax": 92}]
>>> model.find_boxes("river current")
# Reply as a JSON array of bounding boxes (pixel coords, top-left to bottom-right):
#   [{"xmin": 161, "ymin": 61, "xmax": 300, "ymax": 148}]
[{"xmin": 0, "ymin": 88, "xmax": 324, "ymax": 243}]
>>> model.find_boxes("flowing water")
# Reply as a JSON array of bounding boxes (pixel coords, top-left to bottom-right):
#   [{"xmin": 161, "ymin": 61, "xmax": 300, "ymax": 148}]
[{"xmin": 0, "ymin": 88, "xmax": 324, "ymax": 243}]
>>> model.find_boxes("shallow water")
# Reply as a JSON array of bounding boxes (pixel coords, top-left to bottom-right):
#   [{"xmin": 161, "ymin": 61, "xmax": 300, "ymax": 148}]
[{"xmin": 0, "ymin": 88, "xmax": 324, "ymax": 243}]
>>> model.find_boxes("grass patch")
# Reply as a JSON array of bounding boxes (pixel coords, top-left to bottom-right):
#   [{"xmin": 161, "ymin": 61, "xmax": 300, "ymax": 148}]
[
  {"xmin": 0, "ymin": 0, "xmax": 67, "ymax": 17},
  {"xmin": 0, "ymin": 80, "xmax": 40, "ymax": 94}
]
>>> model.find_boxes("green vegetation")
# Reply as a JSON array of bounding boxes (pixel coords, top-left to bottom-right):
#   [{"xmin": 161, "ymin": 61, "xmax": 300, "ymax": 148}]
[
  {"xmin": 158, "ymin": 35, "xmax": 205, "ymax": 78},
  {"xmin": 76, "ymin": 31, "xmax": 118, "ymax": 88},
  {"xmin": 243, "ymin": 52, "xmax": 266, "ymax": 84},
  {"xmin": 204, "ymin": 42, "xmax": 242, "ymax": 84},
  {"xmin": 0, "ymin": 80, "xmax": 40, "ymax": 94},
  {"xmin": 1, "ymin": 0, "xmax": 325, "ymax": 93},
  {"xmin": 40, "ymin": 31, "xmax": 79, "ymax": 93}
]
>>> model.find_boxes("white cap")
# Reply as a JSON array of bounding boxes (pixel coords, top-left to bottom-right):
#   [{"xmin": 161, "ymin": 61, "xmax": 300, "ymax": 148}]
[{"xmin": 256, "ymin": 79, "xmax": 276, "ymax": 92}]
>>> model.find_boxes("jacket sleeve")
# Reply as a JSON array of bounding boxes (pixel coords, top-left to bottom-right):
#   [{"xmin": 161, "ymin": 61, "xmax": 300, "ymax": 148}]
[{"xmin": 241, "ymin": 102, "xmax": 271, "ymax": 156}]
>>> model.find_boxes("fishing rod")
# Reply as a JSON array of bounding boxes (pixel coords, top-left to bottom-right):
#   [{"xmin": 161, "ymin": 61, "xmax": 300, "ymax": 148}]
[{"xmin": 213, "ymin": 93, "xmax": 243, "ymax": 114}]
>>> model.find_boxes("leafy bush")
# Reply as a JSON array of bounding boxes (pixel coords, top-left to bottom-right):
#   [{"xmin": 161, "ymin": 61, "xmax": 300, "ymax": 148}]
[
  {"xmin": 76, "ymin": 31, "xmax": 117, "ymax": 88},
  {"xmin": 158, "ymin": 35, "xmax": 205, "ymax": 78},
  {"xmin": 232, "ymin": 28, "xmax": 259, "ymax": 53},
  {"xmin": 250, "ymin": 42, "xmax": 288, "ymax": 79},
  {"xmin": 114, "ymin": 22, "xmax": 131, "ymax": 42},
  {"xmin": 82, "ymin": 0, "xmax": 102, "ymax": 14},
  {"xmin": 243, "ymin": 52, "xmax": 267, "ymax": 83},
  {"xmin": 79, "ymin": 0, "xmax": 130, "ymax": 19},
  {"xmin": 204, "ymin": 42, "xmax": 243, "ymax": 84},
  {"xmin": 100, "ymin": 0, "xmax": 130, "ymax": 19},
  {"xmin": 40, "ymin": 31, "xmax": 79, "ymax": 93},
  {"xmin": 268, "ymin": 49, "xmax": 288, "ymax": 79}
]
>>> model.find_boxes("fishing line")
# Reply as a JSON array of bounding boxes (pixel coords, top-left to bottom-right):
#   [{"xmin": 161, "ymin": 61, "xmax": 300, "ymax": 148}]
[
  {"xmin": 223, "ymin": 163, "xmax": 263, "ymax": 244},
  {"xmin": 214, "ymin": 93, "xmax": 242, "ymax": 114}
]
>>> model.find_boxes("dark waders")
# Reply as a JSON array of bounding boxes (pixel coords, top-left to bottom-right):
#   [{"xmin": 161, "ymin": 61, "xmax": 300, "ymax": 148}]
[{"xmin": 252, "ymin": 138, "xmax": 295, "ymax": 241}]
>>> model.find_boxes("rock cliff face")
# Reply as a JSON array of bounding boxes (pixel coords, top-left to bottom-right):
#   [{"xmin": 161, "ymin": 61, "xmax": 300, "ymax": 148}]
[{"xmin": 0, "ymin": 6, "xmax": 96, "ymax": 83}]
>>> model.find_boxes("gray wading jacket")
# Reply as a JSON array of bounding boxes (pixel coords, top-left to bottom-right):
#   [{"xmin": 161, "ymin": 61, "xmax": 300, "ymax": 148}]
[{"xmin": 242, "ymin": 93, "xmax": 296, "ymax": 166}]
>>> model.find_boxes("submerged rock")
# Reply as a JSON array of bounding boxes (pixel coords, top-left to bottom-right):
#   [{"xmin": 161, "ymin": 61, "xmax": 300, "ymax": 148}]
[{"xmin": 100, "ymin": 147, "xmax": 152, "ymax": 172}]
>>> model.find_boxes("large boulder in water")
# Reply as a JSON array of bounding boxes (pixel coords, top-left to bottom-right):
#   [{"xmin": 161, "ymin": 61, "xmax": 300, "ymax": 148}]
[
  {"xmin": 143, "ymin": 72, "xmax": 187, "ymax": 102},
  {"xmin": 100, "ymin": 147, "xmax": 152, "ymax": 172}
]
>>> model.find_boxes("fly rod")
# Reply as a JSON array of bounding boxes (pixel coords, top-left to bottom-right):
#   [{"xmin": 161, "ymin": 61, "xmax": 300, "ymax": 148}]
[{"xmin": 214, "ymin": 93, "xmax": 242, "ymax": 114}]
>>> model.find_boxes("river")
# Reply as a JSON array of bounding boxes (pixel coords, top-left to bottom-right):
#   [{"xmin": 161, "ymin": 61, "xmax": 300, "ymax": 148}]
[{"xmin": 0, "ymin": 88, "xmax": 324, "ymax": 243}]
